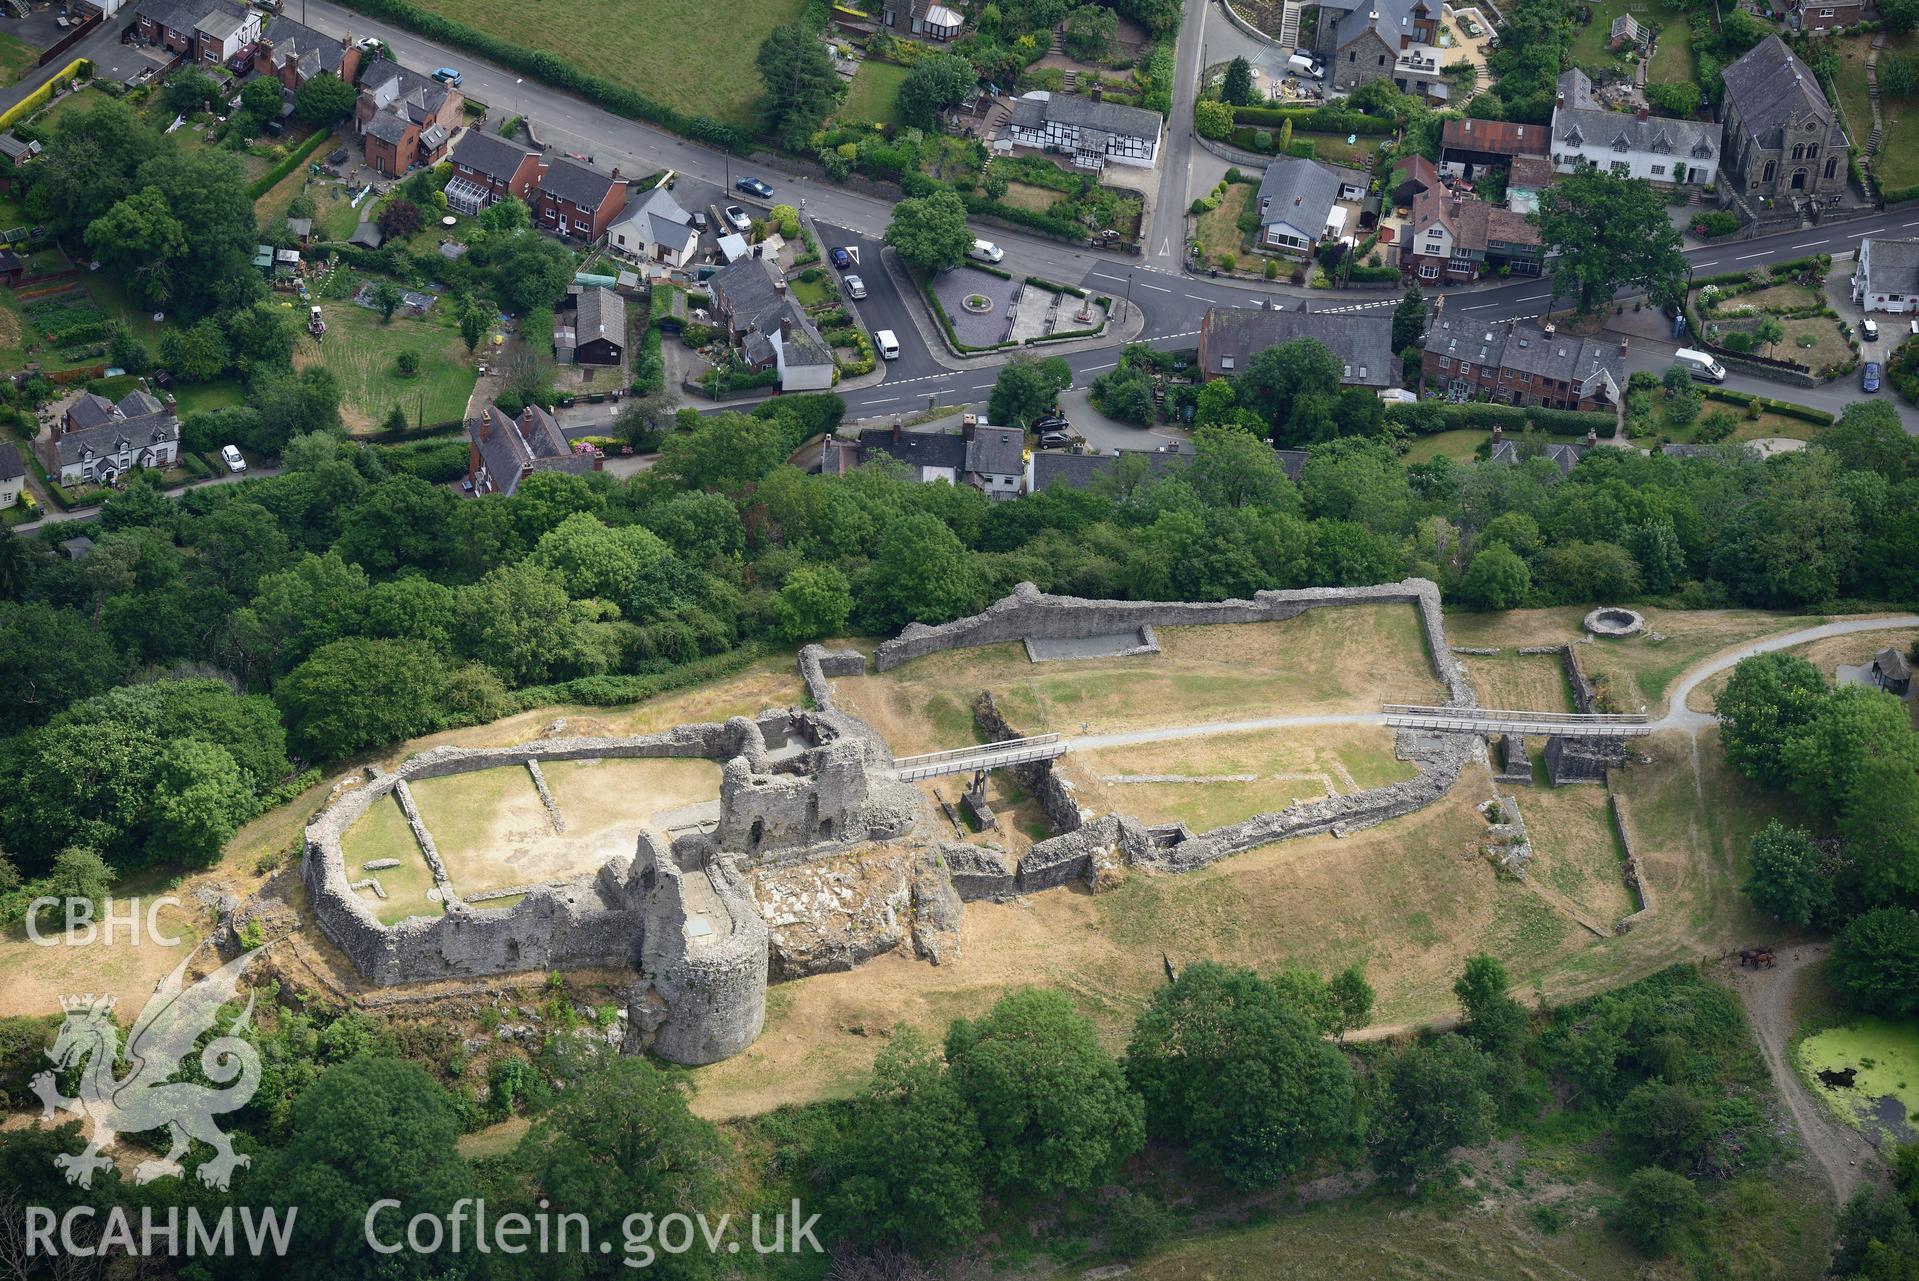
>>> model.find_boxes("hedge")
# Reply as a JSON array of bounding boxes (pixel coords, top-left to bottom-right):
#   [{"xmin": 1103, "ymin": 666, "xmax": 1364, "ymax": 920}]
[
  {"xmin": 1699, "ymin": 386, "xmax": 1835, "ymax": 425},
  {"xmin": 331, "ymin": 0, "xmax": 752, "ymax": 152},
  {"xmin": 1385, "ymin": 400, "xmax": 1618, "ymax": 436},
  {"xmin": 0, "ymin": 59, "xmax": 89, "ymax": 132},
  {"xmin": 1884, "ymin": 182, "xmax": 1919, "ymax": 203},
  {"xmin": 246, "ymin": 127, "xmax": 336, "ymax": 200},
  {"xmin": 1230, "ymin": 104, "xmax": 1395, "ymax": 134},
  {"xmin": 508, "ymin": 643, "xmax": 771, "ymax": 712},
  {"xmin": 958, "ymin": 192, "xmax": 1081, "ymax": 240},
  {"xmin": 1691, "ymin": 255, "xmax": 1830, "ymax": 291},
  {"xmin": 1025, "ymin": 276, "xmax": 1087, "ymax": 298}
]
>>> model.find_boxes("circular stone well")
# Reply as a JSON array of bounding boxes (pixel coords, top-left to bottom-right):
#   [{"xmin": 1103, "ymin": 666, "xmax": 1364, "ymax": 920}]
[
  {"xmin": 962, "ymin": 293, "xmax": 992, "ymax": 313},
  {"xmin": 1584, "ymin": 607, "xmax": 1645, "ymax": 638}
]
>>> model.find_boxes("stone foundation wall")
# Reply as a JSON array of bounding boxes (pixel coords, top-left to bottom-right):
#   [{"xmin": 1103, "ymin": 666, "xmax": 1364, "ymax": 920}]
[
  {"xmin": 1561, "ymin": 644, "xmax": 1600, "ymax": 714},
  {"xmin": 1544, "ymin": 734, "xmax": 1626, "ymax": 785},
  {"xmin": 1610, "ymin": 790, "xmax": 1654, "ymax": 933}
]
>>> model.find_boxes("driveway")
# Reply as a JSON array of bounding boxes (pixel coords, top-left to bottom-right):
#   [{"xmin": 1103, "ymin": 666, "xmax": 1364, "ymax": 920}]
[{"xmin": 811, "ymin": 220, "xmax": 942, "ymax": 384}]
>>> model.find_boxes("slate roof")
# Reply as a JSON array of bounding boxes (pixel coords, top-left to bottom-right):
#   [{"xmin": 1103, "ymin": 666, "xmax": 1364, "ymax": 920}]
[
  {"xmin": 1860, "ymin": 238, "xmax": 1919, "ymax": 296},
  {"xmin": 51, "ymin": 405, "xmax": 179, "ymax": 469},
  {"xmin": 856, "ymin": 428, "xmax": 968, "ymax": 472},
  {"xmin": 348, "ymin": 222, "xmax": 384, "ymax": 248},
  {"xmin": 195, "ymin": 7, "xmax": 244, "ymax": 40},
  {"xmin": 66, "ymin": 392, "xmax": 118, "ymax": 432},
  {"xmin": 707, "ymin": 256, "xmax": 833, "ymax": 374},
  {"xmin": 138, "ymin": 0, "xmax": 248, "ymax": 35},
  {"xmin": 448, "ymin": 129, "xmax": 540, "ymax": 183},
  {"xmin": 573, "ymin": 287, "xmax": 626, "ymax": 351},
  {"xmin": 1273, "ymin": 448, "xmax": 1308, "ymax": 482},
  {"xmin": 1489, "ymin": 439, "xmax": 1589, "ymax": 477},
  {"xmin": 1330, "ymin": 0, "xmax": 1431, "ymax": 52},
  {"xmin": 0, "ymin": 133, "xmax": 37, "ymax": 162},
  {"xmin": 468, "ymin": 403, "xmax": 592, "ymax": 497},
  {"xmin": 539, "ymin": 156, "xmax": 623, "ymax": 211},
  {"xmin": 1256, "ymin": 156, "xmax": 1342, "ymax": 234},
  {"xmin": 1031, "ymin": 447, "xmax": 1194, "ymax": 493},
  {"xmin": 364, "ymin": 111, "xmax": 413, "ymax": 145},
  {"xmin": 1553, "ymin": 69, "xmax": 1718, "ymax": 160},
  {"xmin": 1424, "ymin": 316, "xmax": 1623, "ymax": 403},
  {"xmin": 360, "ymin": 57, "xmax": 451, "ymax": 124},
  {"xmin": 964, "ymin": 426, "xmax": 1025, "ymax": 477},
  {"xmin": 286, "ymin": 216, "xmax": 313, "ymax": 239},
  {"xmin": 260, "ymin": 15, "xmax": 350, "ymax": 78},
  {"xmin": 0, "ymin": 441, "xmax": 21, "ymax": 483},
  {"xmin": 1440, "ymin": 117, "xmax": 1549, "ymax": 158},
  {"xmin": 1721, "ymin": 35, "xmax": 1836, "ymax": 149},
  {"xmin": 1873, "ymin": 647, "xmax": 1912, "ymax": 683},
  {"xmin": 1198, "ymin": 305, "xmax": 1397, "ymax": 388},
  {"xmin": 1008, "ymin": 91, "xmax": 1162, "ymax": 139},
  {"xmin": 610, "ymin": 184, "xmax": 695, "ymax": 251}
]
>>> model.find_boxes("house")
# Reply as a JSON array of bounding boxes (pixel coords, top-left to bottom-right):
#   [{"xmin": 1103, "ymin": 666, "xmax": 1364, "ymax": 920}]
[
  {"xmin": 535, "ymin": 157, "xmax": 630, "ymax": 243},
  {"xmin": 607, "ymin": 185, "xmax": 699, "ymax": 267},
  {"xmin": 1314, "ymin": 0, "xmax": 1441, "ymax": 94},
  {"xmin": 444, "ymin": 130, "xmax": 545, "ymax": 215},
  {"xmin": 1439, "ymin": 118, "xmax": 1549, "ymax": 180},
  {"xmin": 1550, "ymin": 70, "xmax": 1719, "ymax": 187},
  {"xmin": 1505, "ymin": 154, "xmax": 1555, "ymax": 214},
  {"xmin": 1421, "ymin": 315, "xmax": 1624, "ymax": 411},
  {"xmin": 255, "ymin": 14, "xmax": 359, "ymax": 92},
  {"xmin": 1852, "ymin": 238, "xmax": 1919, "ymax": 314},
  {"xmin": 836, "ymin": 418, "xmax": 1027, "ymax": 498},
  {"xmin": 1030, "ymin": 444, "xmax": 1196, "ymax": 494},
  {"xmin": 1004, "ymin": 90, "xmax": 1161, "ymax": 171},
  {"xmin": 355, "ymin": 57, "xmax": 461, "ymax": 178},
  {"xmin": 1389, "ymin": 153, "xmax": 1439, "ymax": 207},
  {"xmin": 0, "ymin": 441, "xmax": 22, "ymax": 509},
  {"xmin": 38, "ymin": 389, "xmax": 180, "ymax": 487},
  {"xmin": 1490, "ymin": 438, "xmax": 1590, "ymax": 477},
  {"xmin": 879, "ymin": 0, "xmax": 964, "ymax": 40},
  {"xmin": 1403, "ymin": 187, "xmax": 1542, "ymax": 282},
  {"xmin": 706, "ymin": 256, "xmax": 836, "ymax": 393},
  {"xmin": 133, "ymin": 0, "xmax": 259, "ymax": 67},
  {"xmin": 1197, "ymin": 305, "xmax": 1399, "ymax": 391},
  {"xmin": 555, "ymin": 286, "xmax": 626, "ymax": 367},
  {"xmin": 466, "ymin": 402, "xmax": 596, "ymax": 497},
  {"xmin": 59, "ymin": 536, "xmax": 95, "ymax": 561},
  {"xmin": 1719, "ymin": 36, "xmax": 1849, "ymax": 205},
  {"xmin": 1254, "ymin": 156, "xmax": 1364, "ymax": 254},
  {"xmin": 1785, "ymin": 0, "xmax": 1862, "ymax": 34},
  {"xmin": 1869, "ymin": 647, "xmax": 1913, "ymax": 697}
]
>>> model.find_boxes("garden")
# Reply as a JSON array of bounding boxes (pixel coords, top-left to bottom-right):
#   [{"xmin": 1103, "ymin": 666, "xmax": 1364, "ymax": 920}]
[
  {"xmin": 1834, "ymin": 30, "xmax": 1919, "ymax": 196},
  {"xmin": 1621, "ymin": 368, "xmax": 1831, "ymax": 448},
  {"xmin": 1565, "ymin": 0, "xmax": 1695, "ymax": 85},
  {"xmin": 1687, "ymin": 258, "xmax": 1859, "ymax": 381},
  {"xmin": 836, "ymin": 57, "xmax": 911, "ymax": 128},
  {"xmin": 293, "ymin": 286, "xmax": 479, "ymax": 431}
]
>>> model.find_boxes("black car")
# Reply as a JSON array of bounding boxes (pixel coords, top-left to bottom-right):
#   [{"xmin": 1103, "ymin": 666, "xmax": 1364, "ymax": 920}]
[
  {"xmin": 735, "ymin": 176, "xmax": 774, "ymax": 199},
  {"xmin": 1032, "ymin": 412, "xmax": 1070, "ymax": 434}
]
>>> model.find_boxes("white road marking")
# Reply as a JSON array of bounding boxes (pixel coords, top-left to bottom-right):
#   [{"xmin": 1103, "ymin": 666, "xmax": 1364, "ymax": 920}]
[
  {"xmin": 866, "ymin": 396, "xmax": 899, "ymax": 404},
  {"xmin": 1459, "ymin": 302, "xmax": 1502, "ymax": 311},
  {"xmin": 1083, "ymin": 360, "xmax": 1117, "ymax": 371},
  {"xmin": 1734, "ymin": 251, "xmax": 1769, "ymax": 261},
  {"xmin": 1137, "ymin": 282, "xmax": 1173, "ymax": 293},
  {"xmin": 1847, "ymin": 229, "xmax": 1872, "ymax": 237},
  {"xmin": 1792, "ymin": 240, "xmax": 1826, "ymax": 249}
]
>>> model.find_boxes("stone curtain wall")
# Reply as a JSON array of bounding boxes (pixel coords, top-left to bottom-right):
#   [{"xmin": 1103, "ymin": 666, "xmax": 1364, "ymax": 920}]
[{"xmin": 874, "ymin": 579, "xmax": 1476, "ymax": 707}]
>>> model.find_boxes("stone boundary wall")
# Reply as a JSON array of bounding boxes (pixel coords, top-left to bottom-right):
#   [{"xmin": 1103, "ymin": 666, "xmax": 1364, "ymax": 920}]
[
  {"xmin": 798, "ymin": 645, "xmax": 866, "ymax": 711},
  {"xmin": 1609, "ymin": 790, "xmax": 1655, "ymax": 933},
  {"xmin": 1561, "ymin": 644, "xmax": 1600, "ymax": 714},
  {"xmin": 877, "ymin": 580, "xmax": 1473, "ymax": 707}
]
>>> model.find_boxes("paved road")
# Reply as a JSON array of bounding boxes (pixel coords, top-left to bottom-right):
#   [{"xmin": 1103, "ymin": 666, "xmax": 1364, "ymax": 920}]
[
  {"xmin": 14, "ymin": 465, "xmax": 281, "ymax": 533},
  {"xmin": 1659, "ymin": 614, "xmax": 1919, "ymax": 731}
]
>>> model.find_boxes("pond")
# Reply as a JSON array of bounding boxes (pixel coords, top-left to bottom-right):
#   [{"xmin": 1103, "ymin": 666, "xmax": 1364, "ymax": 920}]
[{"xmin": 1796, "ymin": 1016, "xmax": 1919, "ymax": 1143}]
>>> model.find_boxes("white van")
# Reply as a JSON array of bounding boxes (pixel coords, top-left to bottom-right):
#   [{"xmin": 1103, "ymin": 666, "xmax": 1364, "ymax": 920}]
[
  {"xmin": 1287, "ymin": 52, "xmax": 1323, "ymax": 79},
  {"xmin": 1672, "ymin": 348, "xmax": 1727, "ymax": 383},
  {"xmin": 967, "ymin": 239, "xmax": 1004, "ymax": 264},
  {"xmin": 875, "ymin": 329, "xmax": 901, "ymax": 360}
]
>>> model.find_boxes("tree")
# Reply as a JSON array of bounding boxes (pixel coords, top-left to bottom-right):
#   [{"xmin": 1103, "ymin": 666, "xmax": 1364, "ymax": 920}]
[
  {"xmin": 1454, "ymin": 954, "xmax": 1527, "ymax": 1056},
  {"xmin": 988, "ymin": 354, "xmax": 1072, "ymax": 429},
  {"xmin": 1781, "ymin": 686, "xmax": 1919, "ymax": 821},
  {"xmin": 1369, "ymin": 1034, "xmax": 1497, "ymax": 1190},
  {"xmin": 274, "ymin": 638, "xmax": 448, "ymax": 760},
  {"xmin": 1328, "ymin": 964, "xmax": 1375, "ymax": 1042},
  {"xmin": 768, "ymin": 565, "xmax": 853, "ymax": 642},
  {"xmin": 265, "ymin": 1056, "xmax": 478, "ymax": 1278},
  {"xmin": 884, "ymin": 189, "xmax": 973, "ymax": 273},
  {"xmin": 488, "ymin": 229, "xmax": 576, "ymax": 313},
  {"xmin": 33, "ymin": 847, "xmax": 113, "ymax": 930},
  {"xmin": 1829, "ymin": 908, "xmax": 1919, "ymax": 1017},
  {"xmin": 459, "ymin": 299, "xmax": 489, "ymax": 353},
  {"xmin": 1236, "ymin": 337, "xmax": 1343, "ymax": 443},
  {"xmin": 1889, "ymin": 0, "xmax": 1919, "ymax": 32},
  {"xmin": 149, "ymin": 737, "xmax": 255, "ymax": 868},
  {"xmin": 457, "ymin": 561, "xmax": 601, "ymax": 687},
  {"xmin": 1126, "ymin": 962, "xmax": 1359, "ymax": 1189},
  {"xmin": 864, "ymin": 512, "xmax": 980, "ymax": 630},
  {"xmin": 1743, "ymin": 821, "xmax": 1833, "ymax": 927},
  {"xmin": 128, "ymin": 148, "xmax": 261, "ymax": 317},
  {"xmin": 29, "ymin": 99, "xmax": 166, "ymax": 242},
  {"xmin": 86, "ymin": 188, "xmax": 187, "ymax": 311},
  {"xmin": 238, "ymin": 75, "xmax": 283, "ymax": 131},
  {"xmin": 165, "ymin": 68, "xmax": 221, "ymax": 115},
  {"xmin": 1185, "ymin": 423, "xmax": 1296, "ymax": 510},
  {"xmin": 1883, "ymin": 53, "xmax": 1919, "ymax": 99},
  {"xmin": 369, "ymin": 280, "xmax": 403, "ymax": 323},
  {"xmin": 1627, "ymin": 517, "xmax": 1687, "ymax": 594},
  {"xmin": 157, "ymin": 318, "xmax": 230, "ymax": 382},
  {"xmin": 377, "ymin": 196, "xmax": 423, "ymax": 241},
  {"xmin": 1717, "ymin": 653, "xmax": 1829, "ymax": 789},
  {"xmin": 395, "ymin": 350, "xmax": 421, "ymax": 377},
  {"xmin": 657, "ymin": 411, "xmax": 786, "ymax": 494},
  {"xmin": 1089, "ymin": 364, "xmax": 1155, "ymax": 424},
  {"xmin": 0, "ymin": 602, "xmax": 130, "ymax": 733},
  {"xmin": 1614, "ymin": 1166, "xmax": 1704, "ymax": 1255},
  {"xmin": 1614, "ymin": 1081, "xmax": 1708, "ymax": 1171},
  {"xmin": 1392, "ymin": 285, "xmax": 1427, "ymax": 351},
  {"xmin": 477, "ymin": 193, "xmax": 531, "ymax": 237},
  {"xmin": 897, "ymin": 51, "xmax": 978, "ymax": 130},
  {"xmin": 515, "ymin": 1056, "xmax": 728, "ymax": 1280},
  {"xmin": 826, "ymin": 1027, "xmax": 983, "ymax": 1253},
  {"xmin": 1065, "ymin": 3, "xmax": 1120, "ymax": 61},
  {"xmin": 1535, "ymin": 168, "xmax": 1688, "ymax": 313},
  {"xmin": 1644, "ymin": 80, "xmax": 1703, "ymax": 117},
  {"xmin": 224, "ymin": 300, "xmax": 295, "ymax": 377},
  {"xmin": 757, "ymin": 21, "xmax": 841, "ymax": 148},
  {"xmin": 1838, "ymin": 758, "xmax": 1919, "ymax": 905},
  {"xmin": 1194, "ymin": 98, "xmax": 1234, "ymax": 140},
  {"xmin": 1222, "ymin": 56, "xmax": 1257, "ymax": 106},
  {"xmin": 1832, "ymin": 1188, "xmax": 1919, "ymax": 1279},
  {"xmin": 1754, "ymin": 315, "xmax": 1786, "ymax": 358},
  {"xmin": 294, "ymin": 71, "xmax": 357, "ymax": 124},
  {"xmin": 944, "ymin": 988, "xmax": 1145, "ymax": 1196},
  {"xmin": 1460, "ymin": 541, "xmax": 1531, "ymax": 609}
]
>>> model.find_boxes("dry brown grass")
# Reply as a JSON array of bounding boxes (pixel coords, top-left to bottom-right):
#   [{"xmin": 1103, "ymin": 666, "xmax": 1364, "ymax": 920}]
[
  {"xmin": 1463, "ymin": 651, "xmax": 1575, "ymax": 713},
  {"xmin": 1519, "ymin": 785, "xmax": 1635, "ymax": 927},
  {"xmin": 833, "ymin": 606, "xmax": 1443, "ymax": 756}
]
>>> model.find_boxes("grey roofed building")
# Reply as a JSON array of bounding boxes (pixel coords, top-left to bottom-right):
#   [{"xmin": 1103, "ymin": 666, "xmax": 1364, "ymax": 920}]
[
  {"xmin": 1273, "ymin": 448, "xmax": 1308, "ymax": 482},
  {"xmin": 574, "ymin": 286, "xmax": 625, "ymax": 350},
  {"xmin": 539, "ymin": 156, "xmax": 621, "ymax": 209},
  {"xmin": 1855, "ymin": 238, "xmax": 1919, "ymax": 303},
  {"xmin": 1031, "ymin": 446, "xmax": 1193, "ymax": 493},
  {"xmin": 856, "ymin": 427, "xmax": 968, "ymax": 473},
  {"xmin": 60, "ymin": 536, "xmax": 95, "ymax": 561},
  {"xmin": 964, "ymin": 424, "xmax": 1025, "ymax": 478},
  {"xmin": 260, "ymin": 14, "xmax": 351, "ymax": 78},
  {"xmin": 1720, "ymin": 35, "xmax": 1833, "ymax": 151},
  {"xmin": 66, "ymin": 392, "xmax": 119, "ymax": 433},
  {"xmin": 1872, "ymin": 647, "xmax": 1912, "ymax": 695},
  {"xmin": 360, "ymin": 57, "xmax": 452, "ymax": 122},
  {"xmin": 1422, "ymin": 315, "xmax": 1624, "ymax": 408},
  {"xmin": 348, "ymin": 222, "xmax": 384, "ymax": 248},
  {"xmin": 1660, "ymin": 441, "xmax": 1756, "ymax": 460},
  {"xmin": 49, "ymin": 409, "xmax": 179, "ymax": 471},
  {"xmin": 1552, "ymin": 68, "xmax": 1719, "ymax": 161},
  {"xmin": 608, "ymin": 184, "xmax": 698, "ymax": 260},
  {"xmin": 1328, "ymin": 0, "xmax": 1423, "ymax": 51},
  {"xmin": 467, "ymin": 402, "xmax": 593, "ymax": 497},
  {"xmin": 1490, "ymin": 439, "xmax": 1589, "ymax": 477},
  {"xmin": 364, "ymin": 111, "xmax": 413, "ymax": 145},
  {"xmin": 1196, "ymin": 304, "xmax": 1398, "ymax": 389},
  {"xmin": 0, "ymin": 133, "xmax": 38, "ymax": 162},
  {"xmin": 1255, "ymin": 156, "xmax": 1342, "ymax": 239},
  {"xmin": 446, "ymin": 128, "xmax": 541, "ymax": 185},
  {"xmin": 287, "ymin": 216, "xmax": 313, "ymax": 241},
  {"xmin": 0, "ymin": 441, "xmax": 21, "ymax": 481},
  {"xmin": 195, "ymin": 7, "xmax": 244, "ymax": 40},
  {"xmin": 1006, "ymin": 91, "xmax": 1162, "ymax": 141}
]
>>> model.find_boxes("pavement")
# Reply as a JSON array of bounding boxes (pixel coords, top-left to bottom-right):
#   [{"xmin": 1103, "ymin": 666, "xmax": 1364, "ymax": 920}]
[{"xmin": 13, "ymin": 464, "xmax": 280, "ymax": 533}]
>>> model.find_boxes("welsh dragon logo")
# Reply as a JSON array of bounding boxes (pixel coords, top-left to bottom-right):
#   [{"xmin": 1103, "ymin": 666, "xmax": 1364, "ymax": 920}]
[{"xmin": 32, "ymin": 947, "xmax": 264, "ymax": 1191}]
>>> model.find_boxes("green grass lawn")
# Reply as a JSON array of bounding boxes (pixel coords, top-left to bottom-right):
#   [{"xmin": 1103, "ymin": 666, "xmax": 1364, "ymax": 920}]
[
  {"xmin": 295, "ymin": 293, "xmax": 478, "ymax": 432},
  {"xmin": 1402, "ymin": 428, "xmax": 1487, "ymax": 465},
  {"xmin": 413, "ymin": 0, "xmax": 809, "ymax": 127},
  {"xmin": 0, "ymin": 30, "xmax": 36, "ymax": 87},
  {"xmin": 1566, "ymin": 0, "xmax": 1695, "ymax": 86},
  {"xmin": 1838, "ymin": 32, "xmax": 1919, "ymax": 190},
  {"xmin": 837, "ymin": 58, "xmax": 909, "ymax": 127}
]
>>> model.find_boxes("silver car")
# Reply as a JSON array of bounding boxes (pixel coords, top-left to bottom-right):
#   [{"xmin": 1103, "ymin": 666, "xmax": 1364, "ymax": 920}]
[{"xmin": 844, "ymin": 274, "xmax": 866, "ymax": 300}]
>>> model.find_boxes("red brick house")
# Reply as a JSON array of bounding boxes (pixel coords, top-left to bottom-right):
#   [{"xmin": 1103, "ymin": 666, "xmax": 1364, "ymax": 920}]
[
  {"xmin": 1786, "ymin": 0, "xmax": 1862, "ymax": 33},
  {"xmin": 1421, "ymin": 315, "xmax": 1624, "ymax": 411},
  {"xmin": 355, "ymin": 57, "xmax": 462, "ymax": 178},
  {"xmin": 254, "ymin": 15, "xmax": 360, "ymax": 93},
  {"xmin": 133, "ymin": 0, "xmax": 259, "ymax": 67},
  {"xmin": 445, "ymin": 130, "xmax": 547, "ymax": 216},
  {"xmin": 1402, "ymin": 187, "xmax": 1542, "ymax": 283},
  {"xmin": 534, "ymin": 157, "xmax": 630, "ymax": 243}
]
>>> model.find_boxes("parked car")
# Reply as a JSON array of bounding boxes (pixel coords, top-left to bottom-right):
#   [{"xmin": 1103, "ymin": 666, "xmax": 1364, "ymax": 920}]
[
  {"xmin": 735, "ymin": 176, "xmax": 774, "ymax": 198},
  {"xmin": 968, "ymin": 239, "xmax": 1004, "ymax": 263},
  {"xmin": 1032, "ymin": 411, "xmax": 1070, "ymax": 433},
  {"xmin": 875, "ymin": 329, "xmax": 900, "ymax": 360},
  {"xmin": 723, "ymin": 205, "xmax": 752, "ymax": 232},
  {"xmin": 1863, "ymin": 361, "xmax": 1882, "ymax": 393},
  {"xmin": 1671, "ymin": 348, "xmax": 1727, "ymax": 383},
  {"xmin": 221, "ymin": 445, "xmax": 246, "ymax": 474},
  {"xmin": 830, "ymin": 246, "xmax": 853, "ymax": 270},
  {"xmin": 1862, "ymin": 317, "xmax": 1880, "ymax": 342},
  {"xmin": 1038, "ymin": 431, "xmax": 1072, "ymax": 449},
  {"xmin": 433, "ymin": 67, "xmax": 462, "ymax": 87},
  {"xmin": 843, "ymin": 274, "xmax": 866, "ymax": 299}
]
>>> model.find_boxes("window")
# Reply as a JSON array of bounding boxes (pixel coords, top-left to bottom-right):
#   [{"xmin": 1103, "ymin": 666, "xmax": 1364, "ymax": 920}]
[
  {"xmin": 1808, "ymin": 145, "xmax": 1819, "ymax": 158},
  {"xmin": 573, "ymin": 218, "xmax": 591, "ymax": 234},
  {"xmin": 1651, "ymin": 164, "xmax": 1666, "ymax": 177},
  {"xmin": 1791, "ymin": 144, "xmax": 1804, "ymax": 161},
  {"xmin": 1349, "ymin": 50, "xmax": 1356, "ymax": 61},
  {"xmin": 1378, "ymin": 54, "xmax": 1387, "ymax": 65},
  {"xmin": 1826, "ymin": 156, "xmax": 1840, "ymax": 180},
  {"xmin": 1762, "ymin": 159, "xmax": 1776, "ymax": 183},
  {"xmin": 1609, "ymin": 160, "xmax": 1629, "ymax": 175},
  {"xmin": 1420, "ymin": 264, "xmax": 1440, "ymax": 279},
  {"xmin": 1437, "ymin": 355, "xmax": 1451, "ymax": 369}
]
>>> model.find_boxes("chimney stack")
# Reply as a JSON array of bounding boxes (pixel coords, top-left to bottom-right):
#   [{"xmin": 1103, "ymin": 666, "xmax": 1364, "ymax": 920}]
[
  {"xmin": 1506, "ymin": 317, "xmax": 1516, "ymax": 335},
  {"xmin": 774, "ymin": 278, "xmax": 786, "ymax": 295},
  {"xmin": 1091, "ymin": 82, "xmax": 1103, "ymax": 102},
  {"xmin": 1492, "ymin": 423, "xmax": 1503, "ymax": 443},
  {"xmin": 1585, "ymin": 428, "xmax": 1598, "ymax": 446},
  {"xmin": 962, "ymin": 413, "xmax": 978, "ymax": 441},
  {"xmin": 1635, "ymin": 103, "xmax": 1649, "ymax": 122},
  {"xmin": 1617, "ymin": 336, "xmax": 1629, "ymax": 357}
]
